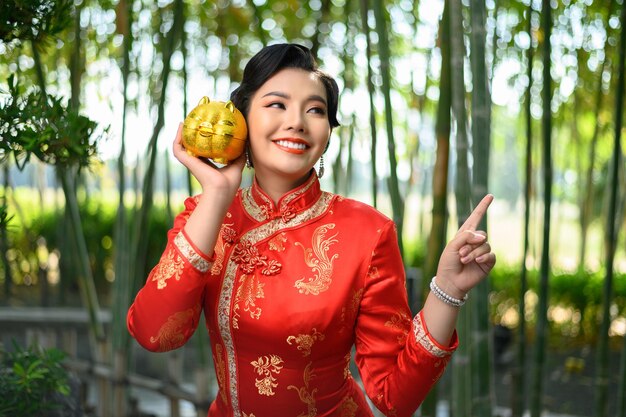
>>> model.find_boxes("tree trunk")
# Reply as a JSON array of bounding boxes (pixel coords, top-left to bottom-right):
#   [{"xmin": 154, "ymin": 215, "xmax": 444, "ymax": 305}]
[
  {"xmin": 530, "ymin": 1, "xmax": 553, "ymax": 416},
  {"xmin": 512, "ymin": 5, "xmax": 534, "ymax": 417},
  {"xmin": 469, "ymin": 0, "xmax": 494, "ymax": 415},
  {"xmin": 360, "ymin": 0, "xmax": 379, "ymax": 208},
  {"xmin": 597, "ymin": 2, "xmax": 626, "ymax": 416},
  {"xmin": 372, "ymin": 0, "xmax": 404, "ymax": 256}
]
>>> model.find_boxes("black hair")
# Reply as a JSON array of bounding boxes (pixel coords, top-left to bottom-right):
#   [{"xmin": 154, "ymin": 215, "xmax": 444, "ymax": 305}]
[{"xmin": 230, "ymin": 43, "xmax": 340, "ymax": 128}]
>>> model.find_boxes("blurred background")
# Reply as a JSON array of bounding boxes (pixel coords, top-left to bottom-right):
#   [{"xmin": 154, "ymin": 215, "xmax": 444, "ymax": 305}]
[{"xmin": 0, "ymin": 0, "xmax": 625, "ymax": 416}]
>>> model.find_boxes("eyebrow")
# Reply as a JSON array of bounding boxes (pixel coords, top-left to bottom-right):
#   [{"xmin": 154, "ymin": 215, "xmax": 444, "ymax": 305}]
[{"xmin": 262, "ymin": 91, "xmax": 327, "ymax": 106}]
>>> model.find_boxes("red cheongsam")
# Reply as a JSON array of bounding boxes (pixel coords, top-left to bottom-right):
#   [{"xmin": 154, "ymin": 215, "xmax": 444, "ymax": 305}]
[{"xmin": 128, "ymin": 172, "xmax": 457, "ymax": 417}]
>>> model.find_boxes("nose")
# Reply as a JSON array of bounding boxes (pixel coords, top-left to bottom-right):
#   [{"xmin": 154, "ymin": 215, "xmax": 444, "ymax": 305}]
[{"xmin": 284, "ymin": 107, "xmax": 306, "ymax": 132}]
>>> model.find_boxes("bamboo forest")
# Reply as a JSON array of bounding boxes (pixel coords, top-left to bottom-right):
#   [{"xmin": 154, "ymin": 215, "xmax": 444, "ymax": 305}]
[{"xmin": 1, "ymin": 0, "xmax": 626, "ymax": 416}]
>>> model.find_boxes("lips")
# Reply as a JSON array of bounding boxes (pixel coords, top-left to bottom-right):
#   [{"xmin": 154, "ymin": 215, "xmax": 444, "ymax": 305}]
[{"xmin": 272, "ymin": 138, "xmax": 310, "ymax": 154}]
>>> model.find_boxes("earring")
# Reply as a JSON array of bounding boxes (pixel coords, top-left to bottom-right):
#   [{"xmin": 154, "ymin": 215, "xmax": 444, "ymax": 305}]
[
  {"xmin": 245, "ymin": 151, "xmax": 252, "ymax": 168},
  {"xmin": 317, "ymin": 155, "xmax": 325, "ymax": 179}
]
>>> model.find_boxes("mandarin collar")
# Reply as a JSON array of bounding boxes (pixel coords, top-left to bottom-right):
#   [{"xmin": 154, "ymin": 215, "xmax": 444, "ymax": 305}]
[{"xmin": 246, "ymin": 171, "xmax": 322, "ymax": 223}]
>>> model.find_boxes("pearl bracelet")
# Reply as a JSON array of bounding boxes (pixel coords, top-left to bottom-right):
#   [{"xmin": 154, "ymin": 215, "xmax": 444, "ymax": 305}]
[{"xmin": 429, "ymin": 277, "xmax": 468, "ymax": 308}]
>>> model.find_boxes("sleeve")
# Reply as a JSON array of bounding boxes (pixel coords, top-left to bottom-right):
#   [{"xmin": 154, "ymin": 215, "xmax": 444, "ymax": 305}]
[
  {"xmin": 354, "ymin": 220, "xmax": 458, "ymax": 417},
  {"xmin": 127, "ymin": 196, "xmax": 214, "ymax": 352}
]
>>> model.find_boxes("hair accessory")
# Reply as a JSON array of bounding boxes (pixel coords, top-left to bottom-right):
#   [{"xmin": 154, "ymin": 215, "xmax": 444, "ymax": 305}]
[
  {"xmin": 429, "ymin": 277, "xmax": 468, "ymax": 307},
  {"xmin": 317, "ymin": 155, "xmax": 325, "ymax": 179}
]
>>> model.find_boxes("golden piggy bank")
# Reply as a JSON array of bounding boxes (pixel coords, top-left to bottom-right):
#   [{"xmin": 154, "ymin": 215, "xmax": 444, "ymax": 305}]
[{"xmin": 182, "ymin": 97, "xmax": 248, "ymax": 164}]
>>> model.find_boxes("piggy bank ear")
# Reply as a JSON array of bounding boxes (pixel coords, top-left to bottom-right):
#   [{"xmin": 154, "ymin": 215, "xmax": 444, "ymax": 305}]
[
  {"xmin": 225, "ymin": 101, "xmax": 235, "ymax": 113},
  {"xmin": 199, "ymin": 96, "xmax": 210, "ymax": 105}
]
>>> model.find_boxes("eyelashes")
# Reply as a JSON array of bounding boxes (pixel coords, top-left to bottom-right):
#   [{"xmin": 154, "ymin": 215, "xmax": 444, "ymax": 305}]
[{"xmin": 265, "ymin": 102, "xmax": 326, "ymax": 115}]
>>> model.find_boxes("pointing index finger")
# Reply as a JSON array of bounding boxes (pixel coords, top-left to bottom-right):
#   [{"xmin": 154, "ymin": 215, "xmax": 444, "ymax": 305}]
[{"xmin": 459, "ymin": 194, "xmax": 493, "ymax": 232}]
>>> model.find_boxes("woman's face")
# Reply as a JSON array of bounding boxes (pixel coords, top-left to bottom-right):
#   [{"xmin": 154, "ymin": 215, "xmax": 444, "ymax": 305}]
[{"xmin": 246, "ymin": 68, "xmax": 331, "ymax": 183}]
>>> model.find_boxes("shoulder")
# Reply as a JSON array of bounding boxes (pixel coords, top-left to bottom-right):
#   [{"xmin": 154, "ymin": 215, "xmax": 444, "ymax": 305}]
[{"xmin": 329, "ymin": 194, "xmax": 394, "ymax": 230}]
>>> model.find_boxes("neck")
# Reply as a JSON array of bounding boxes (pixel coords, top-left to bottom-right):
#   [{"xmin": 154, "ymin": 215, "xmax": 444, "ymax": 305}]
[{"xmin": 254, "ymin": 170, "xmax": 312, "ymax": 205}]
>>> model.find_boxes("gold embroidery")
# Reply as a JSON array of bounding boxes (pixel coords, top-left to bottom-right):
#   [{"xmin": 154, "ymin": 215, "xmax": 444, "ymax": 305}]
[
  {"xmin": 367, "ymin": 265, "xmax": 380, "ymax": 279},
  {"xmin": 294, "ymin": 224, "xmax": 338, "ymax": 295},
  {"xmin": 217, "ymin": 192, "xmax": 333, "ymax": 417},
  {"xmin": 385, "ymin": 310, "xmax": 412, "ymax": 345},
  {"xmin": 217, "ymin": 262, "xmax": 241, "ymax": 413},
  {"xmin": 213, "ymin": 344, "xmax": 228, "ymax": 405},
  {"xmin": 174, "ymin": 231, "xmax": 210, "ymax": 272},
  {"xmin": 268, "ymin": 232, "xmax": 287, "ymax": 251},
  {"xmin": 286, "ymin": 328, "xmax": 325, "ymax": 357},
  {"xmin": 338, "ymin": 395, "xmax": 358, "ymax": 417},
  {"xmin": 232, "ymin": 239, "xmax": 282, "ymax": 276},
  {"xmin": 151, "ymin": 248, "xmax": 184, "ymax": 289},
  {"xmin": 211, "ymin": 216, "xmax": 235, "ymax": 276},
  {"xmin": 241, "ymin": 186, "xmax": 271, "ymax": 222},
  {"xmin": 251, "ymin": 355, "xmax": 284, "ymax": 396},
  {"xmin": 413, "ymin": 314, "xmax": 454, "ymax": 357},
  {"xmin": 340, "ymin": 288, "xmax": 363, "ymax": 332},
  {"xmin": 287, "ymin": 362, "xmax": 317, "ymax": 417},
  {"xmin": 149, "ymin": 306, "xmax": 199, "ymax": 351},
  {"xmin": 343, "ymin": 352, "xmax": 351, "ymax": 380},
  {"xmin": 233, "ymin": 274, "xmax": 264, "ymax": 328}
]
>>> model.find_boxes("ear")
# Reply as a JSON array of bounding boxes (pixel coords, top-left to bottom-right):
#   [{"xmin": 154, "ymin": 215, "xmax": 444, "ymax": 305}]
[
  {"xmin": 225, "ymin": 101, "xmax": 236, "ymax": 112},
  {"xmin": 199, "ymin": 96, "xmax": 210, "ymax": 105}
]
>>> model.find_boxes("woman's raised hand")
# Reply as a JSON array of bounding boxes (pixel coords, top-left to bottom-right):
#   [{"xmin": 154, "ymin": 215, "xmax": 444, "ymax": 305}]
[
  {"xmin": 435, "ymin": 194, "xmax": 497, "ymax": 299},
  {"xmin": 172, "ymin": 123, "xmax": 245, "ymax": 199}
]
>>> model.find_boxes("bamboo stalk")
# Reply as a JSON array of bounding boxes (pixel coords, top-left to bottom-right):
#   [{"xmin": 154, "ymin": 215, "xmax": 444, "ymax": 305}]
[
  {"xmin": 359, "ymin": 0, "xmax": 379, "ymax": 209},
  {"xmin": 449, "ymin": 0, "xmax": 473, "ymax": 414},
  {"xmin": 512, "ymin": 5, "xmax": 534, "ymax": 417},
  {"xmin": 596, "ymin": 2, "xmax": 626, "ymax": 415},
  {"xmin": 530, "ymin": 1, "xmax": 553, "ymax": 416},
  {"xmin": 468, "ymin": 0, "xmax": 494, "ymax": 415},
  {"xmin": 372, "ymin": 0, "xmax": 405, "ymax": 256}
]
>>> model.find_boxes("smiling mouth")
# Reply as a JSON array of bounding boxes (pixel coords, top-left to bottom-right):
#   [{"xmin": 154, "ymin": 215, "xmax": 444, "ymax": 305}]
[{"xmin": 273, "ymin": 139, "xmax": 310, "ymax": 152}]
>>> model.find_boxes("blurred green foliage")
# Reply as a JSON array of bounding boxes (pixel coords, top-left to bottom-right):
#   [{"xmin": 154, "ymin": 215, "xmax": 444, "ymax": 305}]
[
  {"xmin": 0, "ymin": 341, "xmax": 70, "ymax": 417},
  {"xmin": 0, "ymin": 75, "xmax": 106, "ymax": 170},
  {"xmin": 0, "ymin": 0, "xmax": 72, "ymax": 44}
]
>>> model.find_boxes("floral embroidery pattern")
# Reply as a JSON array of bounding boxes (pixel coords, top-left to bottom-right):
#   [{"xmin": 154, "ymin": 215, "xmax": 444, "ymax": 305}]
[
  {"xmin": 151, "ymin": 248, "xmax": 184, "ymax": 289},
  {"xmin": 287, "ymin": 362, "xmax": 317, "ymax": 417},
  {"xmin": 233, "ymin": 274, "xmax": 264, "ymax": 329},
  {"xmin": 413, "ymin": 314, "xmax": 454, "ymax": 358},
  {"xmin": 340, "ymin": 288, "xmax": 364, "ymax": 332},
  {"xmin": 286, "ymin": 328, "xmax": 325, "ymax": 357},
  {"xmin": 211, "ymin": 215, "xmax": 236, "ymax": 276},
  {"xmin": 217, "ymin": 192, "xmax": 333, "ymax": 417},
  {"xmin": 149, "ymin": 306, "xmax": 198, "ymax": 351},
  {"xmin": 338, "ymin": 396, "xmax": 358, "ymax": 417},
  {"xmin": 174, "ymin": 231, "xmax": 210, "ymax": 272},
  {"xmin": 294, "ymin": 224, "xmax": 338, "ymax": 295},
  {"xmin": 385, "ymin": 310, "xmax": 412, "ymax": 345},
  {"xmin": 251, "ymin": 355, "xmax": 284, "ymax": 396},
  {"xmin": 213, "ymin": 344, "xmax": 228, "ymax": 405},
  {"xmin": 268, "ymin": 233, "xmax": 287, "ymax": 252},
  {"xmin": 232, "ymin": 239, "xmax": 282, "ymax": 276},
  {"xmin": 343, "ymin": 352, "xmax": 352, "ymax": 380}
]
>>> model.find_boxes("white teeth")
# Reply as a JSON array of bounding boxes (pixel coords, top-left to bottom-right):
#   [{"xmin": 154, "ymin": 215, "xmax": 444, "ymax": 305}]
[{"xmin": 275, "ymin": 140, "xmax": 307, "ymax": 150}]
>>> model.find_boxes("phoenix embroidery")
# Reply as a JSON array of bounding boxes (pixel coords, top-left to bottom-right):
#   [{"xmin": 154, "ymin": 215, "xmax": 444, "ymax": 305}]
[{"xmin": 294, "ymin": 224, "xmax": 338, "ymax": 295}]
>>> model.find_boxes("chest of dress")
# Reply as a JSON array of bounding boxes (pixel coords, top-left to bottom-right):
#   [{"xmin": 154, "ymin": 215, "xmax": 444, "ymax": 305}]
[{"xmin": 204, "ymin": 218, "xmax": 368, "ymax": 358}]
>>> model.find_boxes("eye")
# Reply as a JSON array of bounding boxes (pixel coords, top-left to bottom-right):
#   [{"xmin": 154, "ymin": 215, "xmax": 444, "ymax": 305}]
[
  {"xmin": 266, "ymin": 102, "xmax": 285, "ymax": 109},
  {"xmin": 308, "ymin": 106, "xmax": 326, "ymax": 115}
]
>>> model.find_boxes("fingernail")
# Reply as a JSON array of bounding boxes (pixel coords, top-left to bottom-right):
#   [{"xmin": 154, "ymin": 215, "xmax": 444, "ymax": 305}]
[
  {"xmin": 461, "ymin": 255, "xmax": 471, "ymax": 264},
  {"xmin": 459, "ymin": 247, "xmax": 468, "ymax": 256},
  {"xmin": 476, "ymin": 255, "xmax": 486, "ymax": 262}
]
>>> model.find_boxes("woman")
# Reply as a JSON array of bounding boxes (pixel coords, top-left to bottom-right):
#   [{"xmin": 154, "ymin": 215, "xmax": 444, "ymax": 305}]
[{"xmin": 127, "ymin": 43, "xmax": 495, "ymax": 417}]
